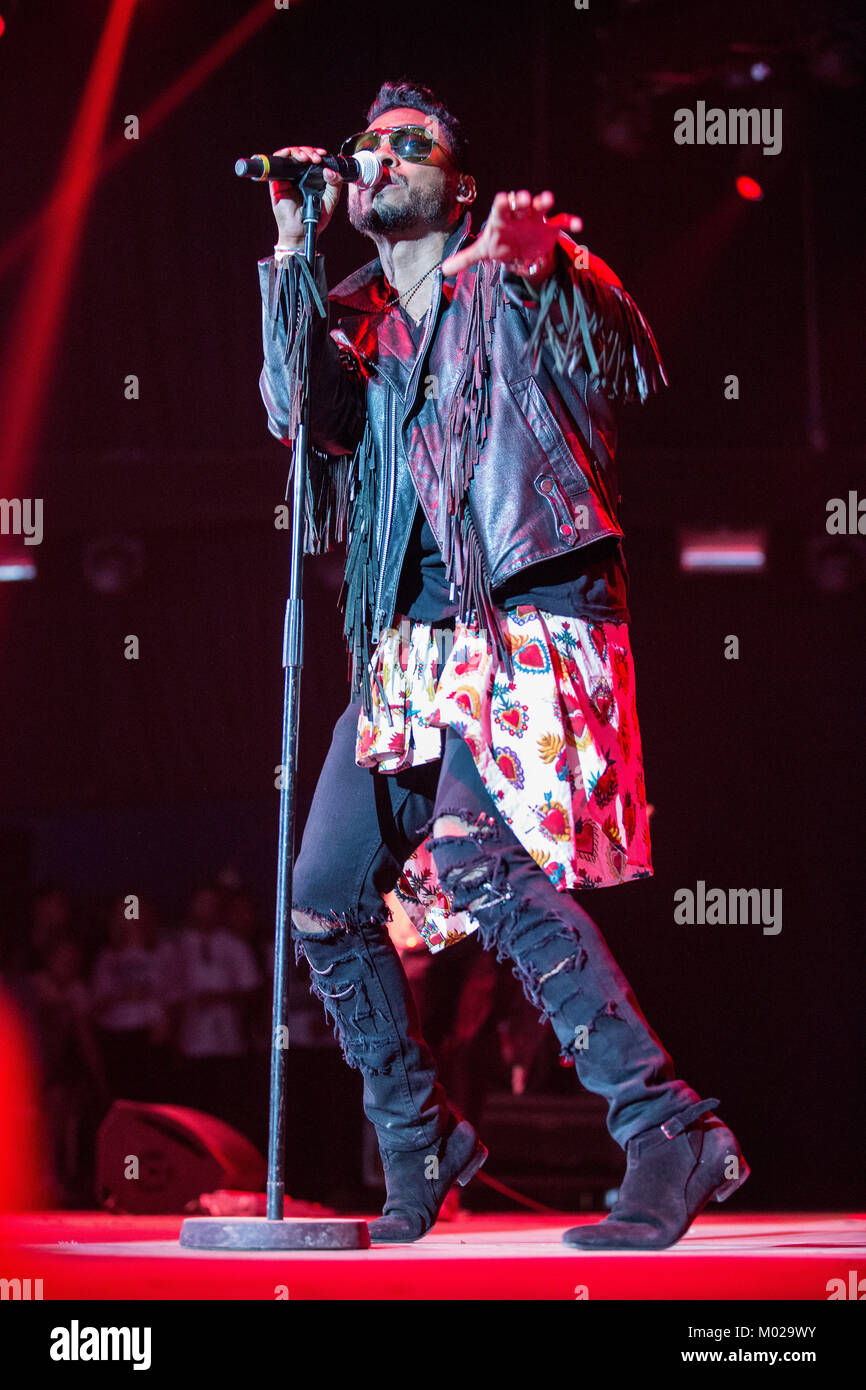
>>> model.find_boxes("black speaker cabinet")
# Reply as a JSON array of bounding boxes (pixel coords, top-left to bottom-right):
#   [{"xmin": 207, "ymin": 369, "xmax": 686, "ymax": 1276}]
[
  {"xmin": 96, "ymin": 1101, "xmax": 266, "ymax": 1215},
  {"xmin": 466, "ymin": 1092, "xmax": 624, "ymax": 1211}
]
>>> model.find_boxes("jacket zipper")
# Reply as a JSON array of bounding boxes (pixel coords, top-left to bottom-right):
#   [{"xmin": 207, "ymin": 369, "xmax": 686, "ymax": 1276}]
[
  {"xmin": 373, "ymin": 384, "xmax": 389, "ymax": 583},
  {"xmin": 395, "ymin": 271, "xmax": 449, "ymax": 560}
]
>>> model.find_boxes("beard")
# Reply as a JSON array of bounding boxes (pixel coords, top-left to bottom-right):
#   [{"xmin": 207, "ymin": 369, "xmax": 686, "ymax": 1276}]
[{"xmin": 349, "ymin": 176, "xmax": 456, "ymax": 235}]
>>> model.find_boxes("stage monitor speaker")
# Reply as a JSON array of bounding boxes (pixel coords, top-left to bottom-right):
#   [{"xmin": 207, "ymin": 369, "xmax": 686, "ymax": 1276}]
[{"xmin": 96, "ymin": 1101, "xmax": 267, "ymax": 1215}]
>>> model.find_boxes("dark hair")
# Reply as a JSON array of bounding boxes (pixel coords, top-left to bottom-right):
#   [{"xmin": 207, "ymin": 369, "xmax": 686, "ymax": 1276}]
[{"xmin": 365, "ymin": 79, "xmax": 469, "ymax": 173}]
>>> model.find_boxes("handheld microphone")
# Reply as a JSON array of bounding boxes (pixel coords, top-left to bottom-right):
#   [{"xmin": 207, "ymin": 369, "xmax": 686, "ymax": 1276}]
[{"xmin": 234, "ymin": 150, "xmax": 382, "ymax": 188}]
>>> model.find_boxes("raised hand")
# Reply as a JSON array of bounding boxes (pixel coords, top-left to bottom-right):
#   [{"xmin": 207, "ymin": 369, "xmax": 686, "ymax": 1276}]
[{"xmin": 440, "ymin": 189, "xmax": 582, "ymax": 280}]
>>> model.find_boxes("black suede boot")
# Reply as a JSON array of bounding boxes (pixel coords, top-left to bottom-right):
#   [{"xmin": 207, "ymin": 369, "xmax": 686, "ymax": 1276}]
[
  {"xmin": 293, "ymin": 916, "xmax": 487, "ymax": 1237},
  {"xmin": 562, "ymin": 1097, "xmax": 750, "ymax": 1250},
  {"xmin": 293, "ymin": 916, "xmax": 450, "ymax": 1151},
  {"xmin": 368, "ymin": 1113, "xmax": 488, "ymax": 1243}
]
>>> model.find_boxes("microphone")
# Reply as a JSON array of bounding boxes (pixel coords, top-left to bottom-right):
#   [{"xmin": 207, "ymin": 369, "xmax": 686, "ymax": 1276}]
[{"xmin": 234, "ymin": 150, "xmax": 382, "ymax": 188}]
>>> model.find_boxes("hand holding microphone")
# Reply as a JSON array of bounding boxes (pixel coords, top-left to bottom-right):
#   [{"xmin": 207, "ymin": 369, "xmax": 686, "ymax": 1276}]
[
  {"xmin": 265, "ymin": 146, "xmax": 344, "ymax": 251},
  {"xmin": 235, "ymin": 144, "xmax": 382, "ymax": 251}
]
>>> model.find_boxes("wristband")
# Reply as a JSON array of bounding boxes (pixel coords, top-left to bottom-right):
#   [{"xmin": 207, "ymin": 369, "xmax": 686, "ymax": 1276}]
[{"xmin": 507, "ymin": 246, "xmax": 556, "ymax": 279}]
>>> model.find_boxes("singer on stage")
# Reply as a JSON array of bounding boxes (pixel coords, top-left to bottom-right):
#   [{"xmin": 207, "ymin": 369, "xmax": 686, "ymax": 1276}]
[{"xmin": 257, "ymin": 79, "xmax": 749, "ymax": 1248}]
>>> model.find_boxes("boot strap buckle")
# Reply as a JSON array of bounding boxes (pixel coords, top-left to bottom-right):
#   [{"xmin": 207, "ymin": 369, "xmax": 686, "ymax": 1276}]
[{"xmin": 660, "ymin": 1098, "xmax": 721, "ymax": 1139}]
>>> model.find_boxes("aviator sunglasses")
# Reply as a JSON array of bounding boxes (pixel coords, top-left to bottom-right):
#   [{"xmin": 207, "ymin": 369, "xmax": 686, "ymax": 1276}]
[{"xmin": 339, "ymin": 124, "xmax": 452, "ymax": 165}]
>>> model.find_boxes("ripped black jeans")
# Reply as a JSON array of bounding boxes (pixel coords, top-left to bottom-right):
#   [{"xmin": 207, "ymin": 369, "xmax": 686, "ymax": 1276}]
[{"xmin": 292, "ymin": 698, "xmax": 702, "ymax": 1153}]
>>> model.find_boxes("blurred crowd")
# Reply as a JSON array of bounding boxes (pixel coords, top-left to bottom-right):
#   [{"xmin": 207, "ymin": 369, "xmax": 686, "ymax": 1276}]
[{"xmin": 0, "ymin": 875, "xmax": 562, "ymax": 1210}]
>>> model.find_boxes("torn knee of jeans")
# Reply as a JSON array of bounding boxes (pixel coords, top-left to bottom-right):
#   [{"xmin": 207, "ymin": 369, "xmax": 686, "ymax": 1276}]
[
  {"xmin": 500, "ymin": 916, "xmax": 581, "ymax": 963},
  {"xmin": 428, "ymin": 807, "xmax": 500, "ymax": 846},
  {"xmin": 296, "ymin": 952, "xmax": 400, "ymax": 1077},
  {"xmin": 556, "ymin": 997, "xmax": 626, "ymax": 1063},
  {"xmin": 509, "ymin": 954, "xmax": 584, "ymax": 1018},
  {"xmin": 300, "ymin": 949, "xmax": 361, "ymax": 999},
  {"xmin": 537, "ymin": 956, "xmax": 575, "ymax": 987},
  {"xmin": 590, "ymin": 998, "xmax": 625, "ymax": 1026},
  {"xmin": 291, "ymin": 903, "xmax": 391, "ymax": 944},
  {"xmin": 445, "ymin": 862, "xmax": 489, "ymax": 912},
  {"xmin": 291, "ymin": 906, "xmax": 350, "ymax": 941},
  {"xmin": 488, "ymin": 904, "xmax": 584, "ymax": 983},
  {"xmin": 432, "ymin": 852, "xmax": 515, "ymax": 914},
  {"xmin": 499, "ymin": 926, "xmax": 593, "ymax": 1031},
  {"xmin": 292, "ymin": 917, "xmax": 363, "ymax": 984},
  {"xmin": 323, "ymin": 1004, "xmax": 401, "ymax": 1077}
]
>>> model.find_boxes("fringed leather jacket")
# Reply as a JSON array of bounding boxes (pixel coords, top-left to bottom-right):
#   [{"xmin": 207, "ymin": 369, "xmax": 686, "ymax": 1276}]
[{"xmin": 258, "ymin": 208, "xmax": 666, "ymax": 705}]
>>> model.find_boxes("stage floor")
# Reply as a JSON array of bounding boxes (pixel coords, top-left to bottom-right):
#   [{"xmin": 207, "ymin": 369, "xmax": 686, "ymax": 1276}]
[{"xmin": 1, "ymin": 1210, "xmax": 865, "ymax": 1300}]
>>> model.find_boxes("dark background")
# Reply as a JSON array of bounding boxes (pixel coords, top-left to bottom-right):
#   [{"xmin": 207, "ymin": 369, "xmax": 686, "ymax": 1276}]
[{"xmin": 0, "ymin": 0, "xmax": 863, "ymax": 1207}]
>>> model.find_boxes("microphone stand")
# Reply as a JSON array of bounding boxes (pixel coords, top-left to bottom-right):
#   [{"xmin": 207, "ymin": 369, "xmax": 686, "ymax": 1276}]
[{"xmin": 180, "ymin": 164, "xmax": 369, "ymax": 1251}]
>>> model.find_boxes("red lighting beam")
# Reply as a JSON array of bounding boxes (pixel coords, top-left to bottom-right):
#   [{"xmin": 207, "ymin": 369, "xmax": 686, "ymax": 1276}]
[
  {"xmin": 0, "ymin": 1, "xmax": 277, "ymax": 283},
  {"xmin": 0, "ymin": 0, "xmax": 140, "ymax": 498}
]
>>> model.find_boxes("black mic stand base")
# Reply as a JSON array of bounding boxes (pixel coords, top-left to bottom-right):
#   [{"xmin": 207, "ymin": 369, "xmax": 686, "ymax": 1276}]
[{"xmin": 179, "ymin": 1216, "xmax": 370, "ymax": 1251}]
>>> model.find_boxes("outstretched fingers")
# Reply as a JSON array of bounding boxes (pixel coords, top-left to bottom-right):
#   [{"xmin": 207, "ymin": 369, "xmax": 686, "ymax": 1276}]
[{"xmin": 441, "ymin": 189, "xmax": 582, "ymax": 277}]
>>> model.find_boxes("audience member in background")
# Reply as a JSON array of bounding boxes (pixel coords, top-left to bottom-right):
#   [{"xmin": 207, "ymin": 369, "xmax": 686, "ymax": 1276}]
[
  {"xmin": 220, "ymin": 885, "xmax": 271, "ymax": 1054},
  {"xmin": 26, "ymin": 884, "xmax": 75, "ymax": 972},
  {"xmin": 165, "ymin": 885, "xmax": 261, "ymax": 1135},
  {"xmin": 218, "ymin": 882, "xmax": 274, "ymax": 1150},
  {"xmin": 90, "ymin": 895, "xmax": 174, "ymax": 1103},
  {"xmin": 24, "ymin": 936, "xmax": 109, "ymax": 1206}
]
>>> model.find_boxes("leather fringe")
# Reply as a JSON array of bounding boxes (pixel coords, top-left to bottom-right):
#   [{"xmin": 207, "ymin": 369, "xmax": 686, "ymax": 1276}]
[
  {"xmin": 339, "ymin": 417, "xmax": 379, "ymax": 714},
  {"xmin": 439, "ymin": 259, "xmax": 500, "ymax": 588},
  {"xmin": 268, "ymin": 256, "xmax": 356, "ymax": 558},
  {"xmin": 269, "ymin": 254, "xmax": 380, "ymax": 708},
  {"xmin": 268, "ymin": 252, "xmax": 327, "ymax": 439},
  {"xmin": 523, "ymin": 248, "xmax": 668, "ymax": 404},
  {"xmin": 434, "ymin": 259, "xmax": 507, "ymax": 668},
  {"xmin": 302, "ymin": 445, "xmax": 353, "ymax": 555},
  {"xmin": 456, "ymin": 510, "xmax": 513, "ymax": 683}
]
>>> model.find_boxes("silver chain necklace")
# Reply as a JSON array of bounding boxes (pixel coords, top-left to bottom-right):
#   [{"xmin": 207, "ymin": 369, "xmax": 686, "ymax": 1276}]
[{"xmin": 383, "ymin": 258, "xmax": 443, "ymax": 313}]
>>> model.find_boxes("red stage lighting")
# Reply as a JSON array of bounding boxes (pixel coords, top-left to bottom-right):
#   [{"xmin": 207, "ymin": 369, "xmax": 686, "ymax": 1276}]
[
  {"xmin": 0, "ymin": 0, "xmax": 139, "ymax": 501},
  {"xmin": 0, "ymin": 1, "xmax": 277, "ymax": 282},
  {"xmin": 736, "ymin": 175, "xmax": 764, "ymax": 201}
]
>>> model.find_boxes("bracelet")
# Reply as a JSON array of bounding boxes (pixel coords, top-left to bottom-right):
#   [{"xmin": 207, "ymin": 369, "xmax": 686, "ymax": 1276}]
[
  {"xmin": 507, "ymin": 258, "xmax": 540, "ymax": 277},
  {"xmin": 507, "ymin": 246, "xmax": 556, "ymax": 279},
  {"xmin": 274, "ymin": 243, "xmax": 302, "ymax": 256}
]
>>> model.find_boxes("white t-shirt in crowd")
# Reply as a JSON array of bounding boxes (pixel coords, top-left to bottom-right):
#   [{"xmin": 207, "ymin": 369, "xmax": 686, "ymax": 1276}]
[
  {"xmin": 169, "ymin": 927, "xmax": 261, "ymax": 1058},
  {"xmin": 90, "ymin": 943, "xmax": 175, "ymax": 1032}
]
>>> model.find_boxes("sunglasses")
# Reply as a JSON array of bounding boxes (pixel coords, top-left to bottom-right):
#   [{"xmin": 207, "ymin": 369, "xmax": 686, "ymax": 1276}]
[{"xmin": 339, "ymin": 124, "xmax": 452, "ymax": 165}]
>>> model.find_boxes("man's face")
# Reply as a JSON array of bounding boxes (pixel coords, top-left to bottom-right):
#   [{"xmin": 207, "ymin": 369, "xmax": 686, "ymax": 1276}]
[{"xmin": 347, "ymin": 106, "xmax": 465, "ymax": 239}]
